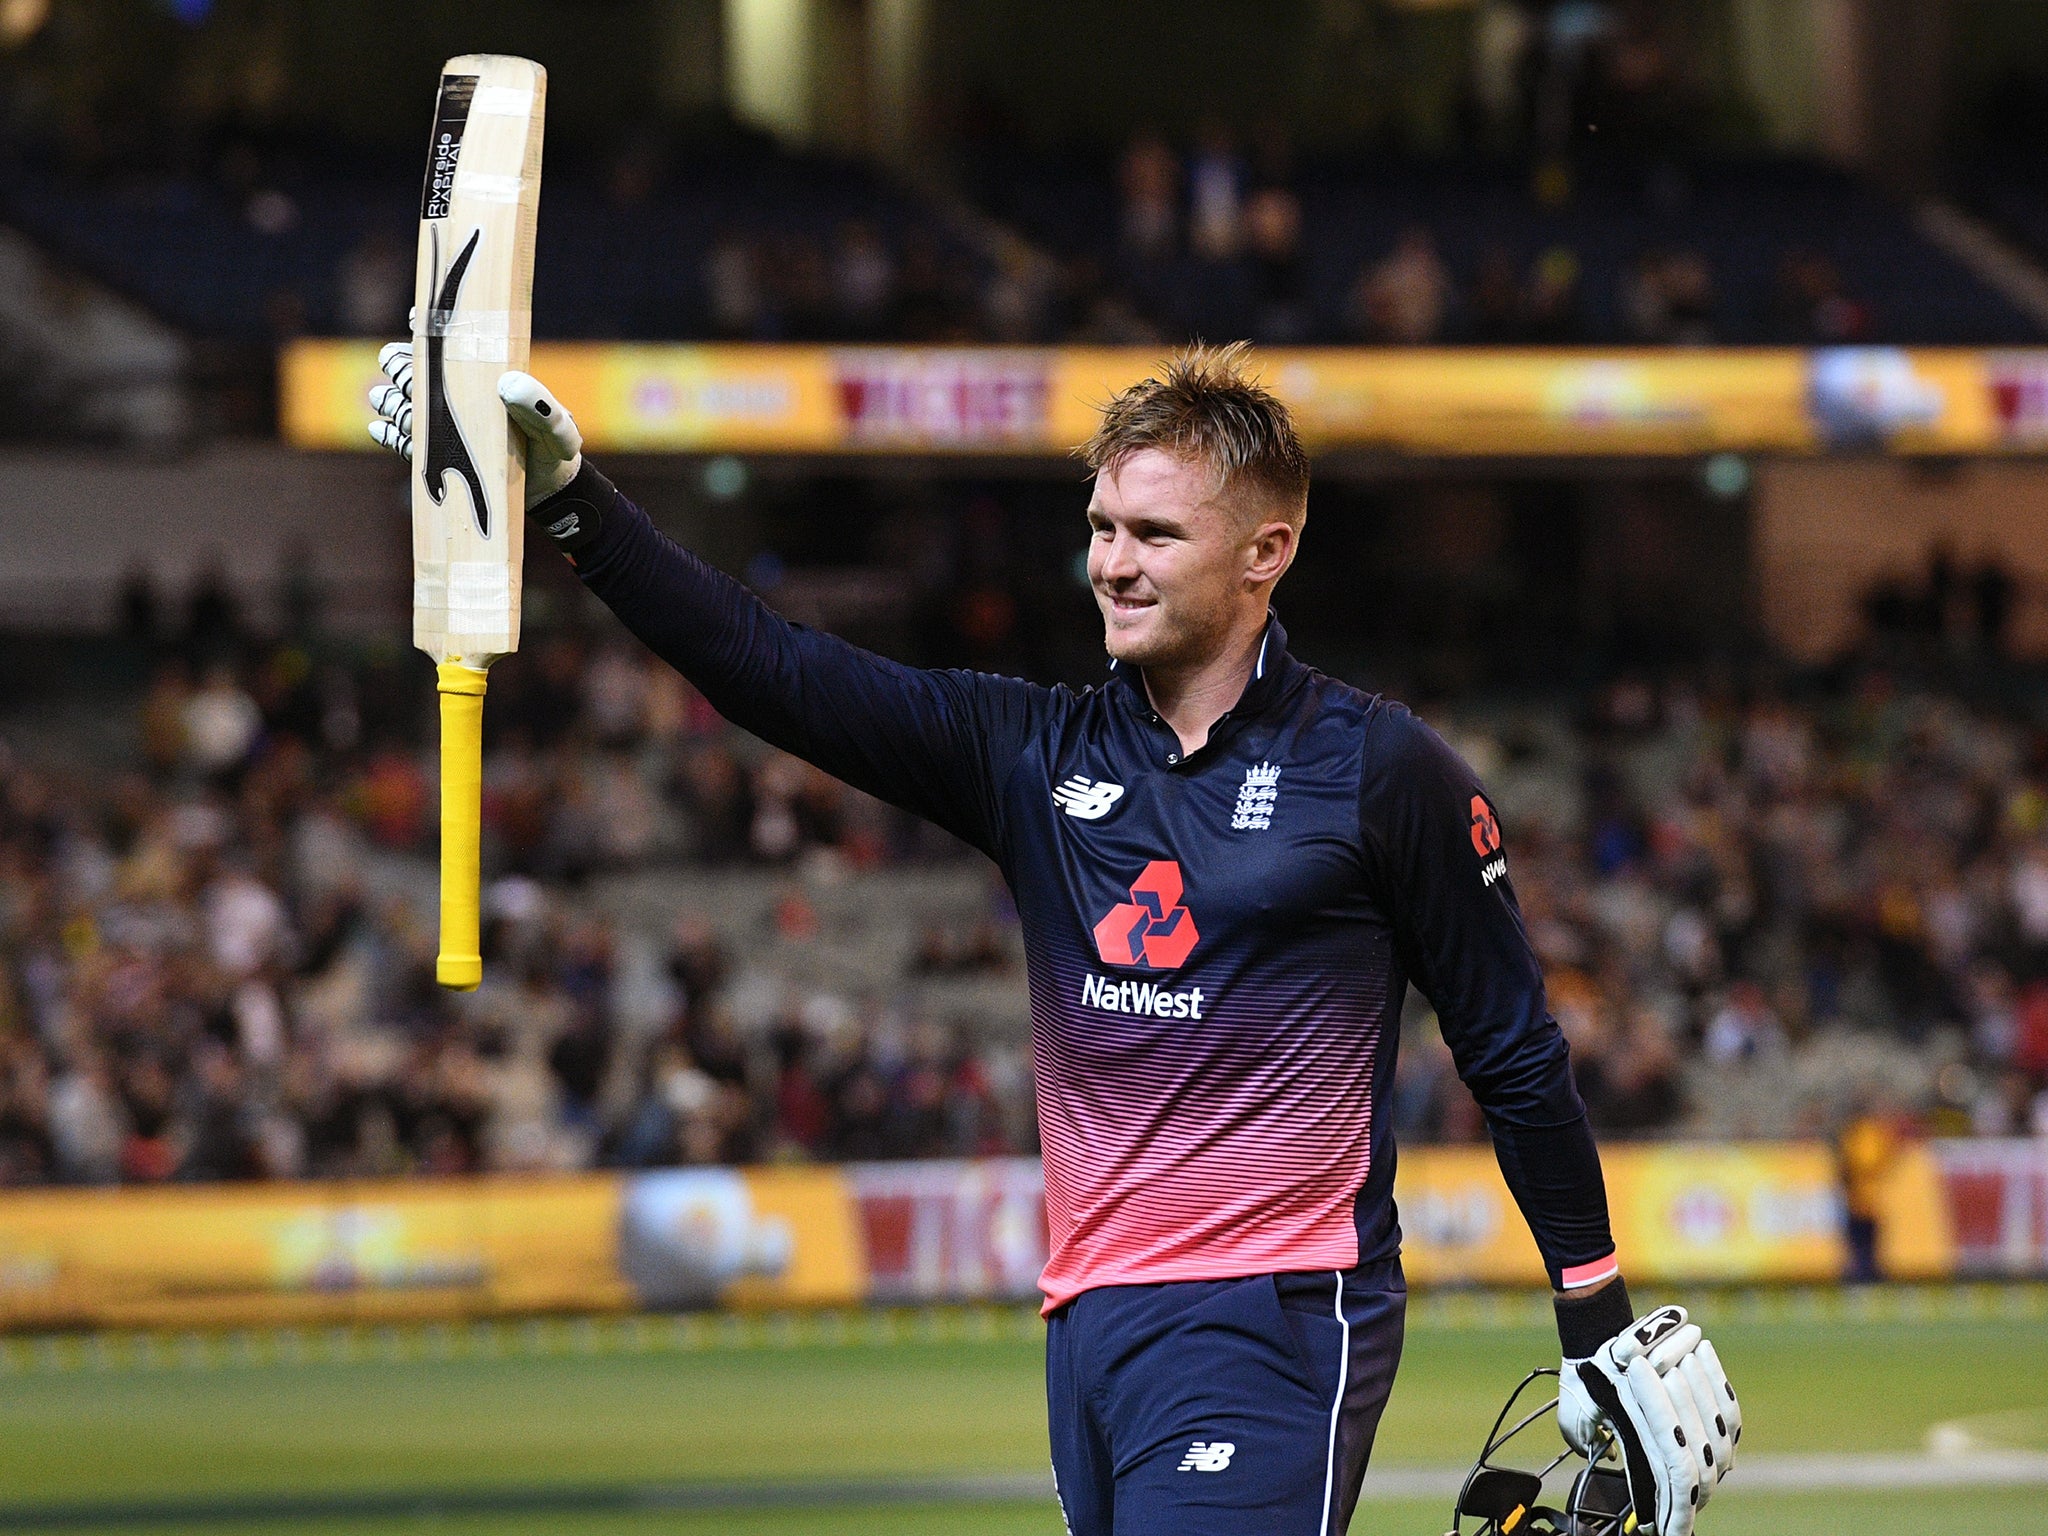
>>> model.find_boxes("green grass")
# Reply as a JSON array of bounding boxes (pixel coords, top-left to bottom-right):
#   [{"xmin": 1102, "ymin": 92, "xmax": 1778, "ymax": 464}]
[
  {"xmin": 17, "ymin": 1491, "xmax": 2048, "ymax": 1536},
  {"xmin": 0, "ymin": 1304, "xmax": 2040, "ymax": 1534}
]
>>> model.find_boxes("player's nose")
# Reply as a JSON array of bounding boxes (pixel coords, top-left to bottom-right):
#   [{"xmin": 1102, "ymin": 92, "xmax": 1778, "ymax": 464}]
[{"xmin": 1097, "ymin": 529, "xmax": 1142, "ymax": 583}]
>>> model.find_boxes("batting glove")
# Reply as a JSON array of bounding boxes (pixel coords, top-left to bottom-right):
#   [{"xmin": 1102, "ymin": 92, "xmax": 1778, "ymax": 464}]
[
  {"xmin": 1558, "ymin": 1304, "xmax": 1740, "ymax": 1536},
  {"xmin": 367, "ymin": 343, "xmax": 583, "ymax": 512}
]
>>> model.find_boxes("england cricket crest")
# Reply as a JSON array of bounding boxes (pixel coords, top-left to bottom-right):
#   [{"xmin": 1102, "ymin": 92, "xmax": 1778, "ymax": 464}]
[{"xmin": 1231, "ymin": 761, "xmax": 1280, "ymax": 831}]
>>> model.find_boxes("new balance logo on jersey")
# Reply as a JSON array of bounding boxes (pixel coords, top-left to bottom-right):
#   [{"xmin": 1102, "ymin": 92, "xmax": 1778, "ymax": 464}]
[
  {"xmin": 1177, "ymin": 1441, "xmax": 1236, "ymax": 1473},
  {"xmin": 1052, "ymin": 776, "xmax": 1125, "ymax": 821}
]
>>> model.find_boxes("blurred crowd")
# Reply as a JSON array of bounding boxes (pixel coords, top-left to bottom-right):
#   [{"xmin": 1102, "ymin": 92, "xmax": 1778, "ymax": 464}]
[
  {"xmin": 0, "ymin": 624, "xmax": 1032, "ymax": 1189},
  {"xmin": 7, "ymin": 598, "xmax": 2048, "ymax": 1188},
  {"xmin": 1393, "ymin": 667, "xmax": 2048, "ymax": 1148},
  {"xmin": 1101, "ymin": 128, "xmax": 1876, "ymax": 349}
]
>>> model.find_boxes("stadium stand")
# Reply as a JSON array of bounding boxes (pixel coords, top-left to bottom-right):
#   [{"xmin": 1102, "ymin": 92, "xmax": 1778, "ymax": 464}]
[
  {"xmin": 8, "ymin": 129, "xmax": 2041, "ymax": 359},
  {"xmin": 967, "ymin": 143, "xmax": 2048, "ymax": 346},
  {"xmin": 2, "ymin": 593, "xmax": 2042, "ymax": 1189},
  {"xmin": 0, "ymin": 132, "xmax": 994, "ymax": 346}
]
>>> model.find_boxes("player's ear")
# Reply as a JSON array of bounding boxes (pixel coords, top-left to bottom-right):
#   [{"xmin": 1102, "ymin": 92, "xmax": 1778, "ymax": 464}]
[{"xmin": 1245, "ymin": 519, "xmax": 1297, "ymax": 588}]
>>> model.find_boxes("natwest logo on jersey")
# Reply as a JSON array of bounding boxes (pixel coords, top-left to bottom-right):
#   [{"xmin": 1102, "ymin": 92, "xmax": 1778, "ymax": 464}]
[{"xmin": 1092, "ymin": 860, "xmax": 1199, "ymax": 970}]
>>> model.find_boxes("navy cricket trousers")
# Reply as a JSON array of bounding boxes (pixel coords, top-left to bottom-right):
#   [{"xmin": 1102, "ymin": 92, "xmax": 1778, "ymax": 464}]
[{"xmin": 1046, "ymin": 1259, "xmax": 1406, "ymax": 1536}]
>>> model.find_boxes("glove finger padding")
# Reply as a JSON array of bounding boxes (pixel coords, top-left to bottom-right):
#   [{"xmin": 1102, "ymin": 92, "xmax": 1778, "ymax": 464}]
[
  {"xmin": 368, "ymin": 420, "xmax": 412, "ymax": 460},
  {"xmin": 1695, "ymin": 1338, "xmax": 1742, "ymax": 1460},
  {"xmin": 368, "ymin": 346, "xmax": 416, "ymax": 461},
  {"xmin": 369, "ymin": 385, "xmax": 412, "ymax": 436},
  {"xmin": 1611, "ymin": 1307, "xmax": 1718, "ymax": 1502},
  {"xmin": 1573, "ymin": 1353, "xmax": 1699, "ymax": 1536},
  {"xmin": 1642, "ymin": 1321, "xmax": 1702, "ymax": 1377},
  {"xmin": 1626, "ymin": 1355, "xmax": 1700, "ymax": 1536},
  {"xmin": 378, "ymin": 342, "xmax": 413, "ymax": 394},
  {"xmin": 1678, "ymin": 1351, "xmax": 1733, "ymax": 1488},
  {"xmin": 1655, "ymin": 1350, "xmax": 1715, "ymax": 1505}
]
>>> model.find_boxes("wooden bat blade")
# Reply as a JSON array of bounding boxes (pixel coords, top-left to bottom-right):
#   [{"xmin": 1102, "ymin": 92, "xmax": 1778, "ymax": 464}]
[{"xmin": 411, "ymin": 54, "xmax": 544, "ymax": 671}]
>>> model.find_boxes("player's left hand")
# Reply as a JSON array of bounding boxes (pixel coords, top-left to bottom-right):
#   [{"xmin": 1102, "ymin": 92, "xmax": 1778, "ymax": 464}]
[
  {"xmin": 367, "ymin": 342, "xmax": 584, "ymax": 511},
  {"xmin": 1558, "ymin": 1304, "xmax": 1740, "ymax": 1535}
]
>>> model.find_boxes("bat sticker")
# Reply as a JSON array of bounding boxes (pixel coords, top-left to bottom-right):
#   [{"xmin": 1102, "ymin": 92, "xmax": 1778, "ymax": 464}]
[
  {"xmin": 422, "ymin": 74, "xmax": 478, "ymax": 220},
  {"xmin": 422, "ymin": 224, "xmax": 491, "ymax": 538}
]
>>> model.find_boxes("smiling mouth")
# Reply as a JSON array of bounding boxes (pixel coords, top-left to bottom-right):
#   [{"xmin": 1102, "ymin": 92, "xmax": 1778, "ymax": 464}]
[{"xmin": 1101, "ymin": 590, "xmax": 1156, "ymax": 615}]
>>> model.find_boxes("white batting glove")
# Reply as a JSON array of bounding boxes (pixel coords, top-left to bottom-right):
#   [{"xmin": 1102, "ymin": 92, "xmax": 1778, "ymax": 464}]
[
  {"xmin": 367, "ymin": 344, "xmax": 583, "ymax": 511},
  {"xmin": 496, "ymin": 369, "xmax": 583, "ymax": 506},
  {"xmin": 1559, "ymin": 1305, "xmax": 1740, "ymax": 1536}
]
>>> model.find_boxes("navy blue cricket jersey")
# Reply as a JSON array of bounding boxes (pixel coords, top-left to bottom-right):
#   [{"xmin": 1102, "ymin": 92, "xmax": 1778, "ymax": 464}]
[{"xmin": 544, "ymin": 465, "xmax": 1619, "ymax": 1308}]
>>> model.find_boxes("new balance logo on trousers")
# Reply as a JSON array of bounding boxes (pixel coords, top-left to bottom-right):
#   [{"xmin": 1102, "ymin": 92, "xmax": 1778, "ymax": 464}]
[{"xmin": 1177, "ymin": 1441, "xmax": 1236, "ymax": 1473}]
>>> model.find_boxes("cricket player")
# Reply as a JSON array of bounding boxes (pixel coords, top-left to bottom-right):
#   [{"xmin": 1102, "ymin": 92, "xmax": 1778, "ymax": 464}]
[{"xmin": 371, "ymin": 343, "xmax": 1738, "ymax": 1535}]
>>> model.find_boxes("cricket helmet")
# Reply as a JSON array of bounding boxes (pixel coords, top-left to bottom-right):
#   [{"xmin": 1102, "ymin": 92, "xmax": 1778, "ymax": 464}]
[{"xmin": 1447, "ymin": 1368, "xmax": 1637, "ymax": 1536}]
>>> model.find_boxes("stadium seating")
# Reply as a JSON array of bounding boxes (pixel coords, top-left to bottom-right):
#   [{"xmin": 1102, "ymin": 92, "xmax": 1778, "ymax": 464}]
[
  {"xmin": 0, "ymin": 134, "xmax": 988, "ymax": 344},
  {"xmin": 7, "ymin": 141, "xmax": 2041, "ymax": 348},
  {"xmin": 1, "ymin": 614, "xmax": 2038, "ymax": 1188},
  {"xmin": 968, "ymin": 149, "xmax": 2046, "ymax": 345}
]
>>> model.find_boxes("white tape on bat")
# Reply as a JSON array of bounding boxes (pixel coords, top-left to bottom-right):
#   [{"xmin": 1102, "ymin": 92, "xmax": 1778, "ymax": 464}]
[
  {"xmin": 452, "ymin": 172, "xmax": 524, "ymax": 204},
  {"xmin": 426, "ymin": 308, "xmax": 513, "ymax": 339},
  {"xmin": 424, "ymin": 309, "xmax": 530, "ymax": 364},
  {"xmin": 471, "ymin": 86, "xmax": 535, "ymax": 117},
  {"xmin": 446, "ymin": 561, "xmax": 514, "ymax": 635}
]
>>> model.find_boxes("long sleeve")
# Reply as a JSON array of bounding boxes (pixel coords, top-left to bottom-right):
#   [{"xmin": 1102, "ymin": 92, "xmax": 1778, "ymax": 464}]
[
  {"xmin": 1358, "ymin": 702, "xmax": 1617, "ymax": 1288},
  {"xmin": 543, "ymin": 463, "xmax": 1049, "ymax": 863}
]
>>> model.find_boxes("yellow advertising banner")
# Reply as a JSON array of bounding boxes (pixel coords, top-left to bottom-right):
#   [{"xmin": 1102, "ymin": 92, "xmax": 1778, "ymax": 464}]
[
  {"xmin": 0, "ymin": 1166, "xmax": 869, "ymax": 1330},
  {"xmin": 0, "ymin": 1176, "xmax": 630, "ymax": 1330},
  {"xmin": 1395, "ymin": 1143, "xmax": 1857, "ymax": 1286},
  {"xmin": 1603, "ymin": 1143, "xmax": 1844, "ymax": 1283},
  {"xmin": 0, "ymin": 1146, "xmax": 1963, "ymax": 1330},
  {"xmin": 284, "ymin": 340, "xmax": 2048, "ymax": 458}
]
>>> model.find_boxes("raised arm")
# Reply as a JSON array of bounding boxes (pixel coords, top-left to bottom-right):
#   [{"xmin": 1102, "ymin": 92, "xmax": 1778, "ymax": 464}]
[
  {"xmin": 371, "ymin": 360, "xmax": 1048, "ymax": 861},
  {"xmin": 535, "ymin": 459, "xmax": 1046, "ymax": 859}
]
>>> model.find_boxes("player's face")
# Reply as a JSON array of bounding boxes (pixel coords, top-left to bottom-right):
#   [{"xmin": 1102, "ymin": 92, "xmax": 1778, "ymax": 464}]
[{"xmin": 1086, "ymin": 448, "xmax": 1259, "ymax": 671}]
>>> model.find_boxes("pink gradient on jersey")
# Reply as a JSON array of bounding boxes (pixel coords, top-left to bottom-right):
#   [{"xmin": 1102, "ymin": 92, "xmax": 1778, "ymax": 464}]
[{"xmin": 1030, "ymin": 955, "xmax": 1383, "ymax": 1311}]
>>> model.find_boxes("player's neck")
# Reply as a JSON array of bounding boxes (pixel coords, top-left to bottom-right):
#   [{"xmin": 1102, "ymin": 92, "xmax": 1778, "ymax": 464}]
[{"xmin": 1141, "ymin": 618, "xmax": 1268, "ymax": 756}]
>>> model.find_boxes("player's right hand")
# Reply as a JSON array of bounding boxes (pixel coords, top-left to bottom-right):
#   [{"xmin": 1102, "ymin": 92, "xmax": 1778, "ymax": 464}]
[
  {"xmin": 368, "ymin": 344, "xmax": 584, "ymax": 511},
  {"xmin": 1558, "ymin": 1304, "xmax": 1740, "ymax": 1535}
]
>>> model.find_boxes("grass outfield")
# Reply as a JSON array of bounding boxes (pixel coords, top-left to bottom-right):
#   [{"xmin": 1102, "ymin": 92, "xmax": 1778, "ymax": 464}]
[
  {"xmin": 0, "ymin": 1295, "xmax": 2040, "ymax": 1534},
  {"xmin": 32, "ymin": 1494, "xmax": 2048, "ymax": 1536}
]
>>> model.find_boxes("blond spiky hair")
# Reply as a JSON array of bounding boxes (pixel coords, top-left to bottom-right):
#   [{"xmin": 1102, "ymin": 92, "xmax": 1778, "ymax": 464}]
[{"xmin": 1080, "ymin": 342, "xmax": 1310, "ymax": 529}]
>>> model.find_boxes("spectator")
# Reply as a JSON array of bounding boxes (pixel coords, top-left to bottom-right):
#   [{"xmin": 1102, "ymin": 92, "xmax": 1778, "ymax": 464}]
[
  {"xmin": 1624, "ymin": 249, "xmax": 1717, "ymax": 344},
  {"xmin": 181, "ymin": 664, "xmax": 262, "ymax": 779},
  {"xmin": 1350, "ymin": 225, "xmax": 1451, "ymax": 344},
  {"xmin": 831, "ymin": 221, "xmax": 897, "ymax": 339},
  {"xmin": 704, "ymin": 230, "xmax": 765, "ymax": 339},
  {"xmin": 1468, "ymin": 244, "xmax": 1526, "ymax": 342},
  {"xmin": 1524, "ymin": 245, "xmax": 1584, "ymax": 342},
  {"xmin": 335, "ymin": 230, "xmax": 409, "ymax": 337},
  {"xmin": 1773, "ymin": 249, "xmax": 1870, "ymax": 343},
  {"xmin": 1186, "ymin": 121, "xmax": 1245, "ymax": 261},
  {"xmin": 1245, "ymin": 183, "xmax": 1306, "ymax": 342},
  {"xmin": 1118, "ymin": 131, "xmax": 1180, "ymax": 262}
]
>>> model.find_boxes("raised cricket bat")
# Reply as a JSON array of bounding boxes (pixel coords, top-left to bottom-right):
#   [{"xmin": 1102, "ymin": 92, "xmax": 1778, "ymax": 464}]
[{"xmin": 411, "ymin": 55, "xmax": 545, "ymax": 990}]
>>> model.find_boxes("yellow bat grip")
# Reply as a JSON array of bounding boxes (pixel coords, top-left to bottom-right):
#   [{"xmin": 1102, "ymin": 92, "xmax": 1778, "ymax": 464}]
[{"xmin": 435, "ymin": 662, "xmax": 489, "ymax": 990}]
